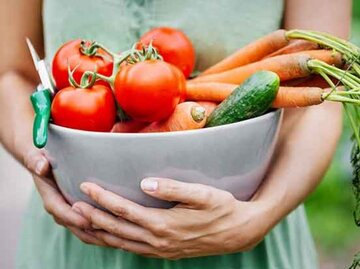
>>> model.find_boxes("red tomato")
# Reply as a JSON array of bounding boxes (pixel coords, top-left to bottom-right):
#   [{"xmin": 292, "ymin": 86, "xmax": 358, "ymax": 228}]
[
  {"xmin": 139, "ymin": 27, "xmax": 195, "ymax": 78},
  {"xmin": 114, "ymin": 60, "xmax": 184, "ymax": 122},
  {"xmin": 51, "ymin": 85, "xmax": 116, "ymax": 132},
  {"xmin": 52, "ymin": 39, "xmax": 113, "ymax": 90},
  {"xmin": 173, "ymin": 66, "xmax": 186, "ymax": 102}
]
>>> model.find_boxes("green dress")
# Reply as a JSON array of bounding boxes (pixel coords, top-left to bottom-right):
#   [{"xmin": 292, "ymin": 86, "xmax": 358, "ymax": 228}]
[{"xmin": 17, "ymin": 1, "xmax": 318, "ymax": 268}]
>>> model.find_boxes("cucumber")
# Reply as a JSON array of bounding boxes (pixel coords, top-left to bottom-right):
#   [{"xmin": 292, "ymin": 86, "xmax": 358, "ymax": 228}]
[{"xmin": 206, "ymin": 71, "xmax": 279, "ymax": 127}]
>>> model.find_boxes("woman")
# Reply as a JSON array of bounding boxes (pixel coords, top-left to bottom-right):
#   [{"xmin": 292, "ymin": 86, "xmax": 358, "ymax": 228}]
[{"xmin": 0, "ymin": 0, "xmax": 351, "ymax": 268}]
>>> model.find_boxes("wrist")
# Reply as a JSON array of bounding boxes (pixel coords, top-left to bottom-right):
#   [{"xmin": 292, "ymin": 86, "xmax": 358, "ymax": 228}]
[
  {"xmin": 232, "ymin": 199, "xmax": 279, "ymax": 249},
  {"xmin": 248, "ymin": 192, "xmax": 288, "ymax": 235}
]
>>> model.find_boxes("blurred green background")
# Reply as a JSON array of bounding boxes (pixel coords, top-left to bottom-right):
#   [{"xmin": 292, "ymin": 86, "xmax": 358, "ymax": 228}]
[{"xmin": 305, "ymin": 2, "xmax": 360, "ymax": 267}]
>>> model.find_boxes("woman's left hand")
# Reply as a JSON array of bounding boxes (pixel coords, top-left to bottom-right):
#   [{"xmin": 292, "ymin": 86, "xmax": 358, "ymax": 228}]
[{"xmin": 72, "ymin": 178, "xmax": 274, "ymax": 259}]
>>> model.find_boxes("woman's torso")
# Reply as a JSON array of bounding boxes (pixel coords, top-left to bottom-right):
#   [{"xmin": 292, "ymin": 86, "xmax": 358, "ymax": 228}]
[
  {"xmin": 17, "ymin": 1, "xmax": 318, "ymax": 268},
  {"xmin": 43, "ymin": 0, "xmax": 284, "ymax": 70}
]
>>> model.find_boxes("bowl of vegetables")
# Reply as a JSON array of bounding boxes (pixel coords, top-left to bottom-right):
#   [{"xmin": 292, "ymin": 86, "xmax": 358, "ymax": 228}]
[
  {"xmin": 46, "ymin": 108, "xmax": 282, "ymax": 208},
  {"xmin": 39, "ymin": 27, "xmax": 356, "ymax": 209},
  {"xmin": 31, "ymin": 28, "xmax": 285, "ymax": 208}
]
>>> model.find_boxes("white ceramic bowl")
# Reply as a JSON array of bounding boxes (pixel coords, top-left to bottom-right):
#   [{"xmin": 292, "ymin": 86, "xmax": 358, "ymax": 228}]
[{"xmin": 46, "ymin": 109, "xmax": 282, "ymax": 208}]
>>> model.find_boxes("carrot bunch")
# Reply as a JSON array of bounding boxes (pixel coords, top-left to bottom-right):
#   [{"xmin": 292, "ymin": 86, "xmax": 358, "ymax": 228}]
[{"xmin": 184, "ymin": 29, "xmax": 360, "ymax": 112}]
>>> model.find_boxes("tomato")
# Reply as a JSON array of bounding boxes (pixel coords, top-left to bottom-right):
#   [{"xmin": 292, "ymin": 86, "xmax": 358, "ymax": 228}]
[
  {"xmin": 52, "ymin": 39, "xmax": 113, "ymax": 90},
  {"xmin": 51, "ymin": 85, "xmax": 116, "ymax": 132},
  {"xmin": 139, "ymin": 27, "xmax": 195, "ymax": 78},
  {"xmin": 114, "ymin": 60, "xmax": 184, "ymax": 122},
  {"xmin": 173, "ymin": 66, "xmax": 186, "ymax": 102}
]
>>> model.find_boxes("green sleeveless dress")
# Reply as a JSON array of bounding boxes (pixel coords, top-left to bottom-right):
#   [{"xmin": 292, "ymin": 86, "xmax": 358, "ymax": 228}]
[{"xmin": 17, "ymin": 1, "xmax": 318, "ymax": 268}]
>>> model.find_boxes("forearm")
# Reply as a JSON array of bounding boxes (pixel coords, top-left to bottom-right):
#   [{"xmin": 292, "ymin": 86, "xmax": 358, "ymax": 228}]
[
  {"xmin": 254, "ymin": 103, "xmax": 342, "ymax": 227},
  {"xmin": 0, "ymin": 71, "xmax": 36, "ymax": 162},
  {"xmin": 249, "ymin": 0, "xmax": 352, "ymax": 230},
  {"xmin": 0, "ymin": 0, "xmax": 43, "ymax": 163}
]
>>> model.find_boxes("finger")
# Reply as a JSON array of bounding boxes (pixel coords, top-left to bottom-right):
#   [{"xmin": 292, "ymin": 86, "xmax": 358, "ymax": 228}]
[
  {"xmin": 80, "ymin": 182, "xmax": 157, "ymax": 228},
  {"xmin": 140, "ymin": 177, "xmax": 216, "ymax": 207},
  {"xmin": 94, "ymin": 230, "xmax": 157, "ymax": 257},
  {"xmin": 73, "ymin": 202, "xmax": 154, "ymax": 244},
  {"xmin": 24, "ymin": 149, "xmax": 51, "ymax": 177},
  {"xmin": 53, "ymin": 216, "xmax": 65, "ymax": 226},
  {"xmin": 34, "ymin": 175, "xmax": 91, "ymax": 229},
  {"xmin": 67, "ymin": 226, "xmax": 108, "ymax": 247}
]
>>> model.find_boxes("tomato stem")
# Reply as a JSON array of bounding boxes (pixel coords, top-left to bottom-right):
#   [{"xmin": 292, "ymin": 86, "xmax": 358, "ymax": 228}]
[
  {"xmin": 78, "ymin": 42, "xmax": 164, "ymax": 91},
  {"xmin": 80, "ymin": 70, "xmax": 97, "ymax": 88},
  {"xmin": 81, "ymin": 40, "xmax": 118, "ymax": 58},
  {"xmin": 80, "ymin": 41, "xmax": 99, "ymax": 57},
  {"xmin": 67, "ymin": 63, "xmax": 81, "ymax": 88}
]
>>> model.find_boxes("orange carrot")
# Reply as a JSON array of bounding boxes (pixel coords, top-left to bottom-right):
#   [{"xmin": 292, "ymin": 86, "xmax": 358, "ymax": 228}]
[
  {"xmin": 265, "ymin": 40, "xmax": 319, "ymax": 58},
  {"xmin": 140, "ymin": 102, "xmax": 207, "ymax": 133},
  {"xmin": 200, "ymin": 30, "xmax": 289, "ymax": 76},
  {"xmin": 111, "ymin": 121, "xmax": 147, "ymax": 133},
  {"xmin": 186, "ymin": 82, "xmax": 237, "ymax": 102},
  {"xmin": 193, "ymin": 50, "xmax": 342, "ymax": 84},
  {"xmin": 291, "ymin": 50, "xmax": 343, "ymax": 63},
  {"xmin": 272, "ymin": 86, "xmax": 323, "ymax": 108},
  {"xmin": 185, "ymin": 82, "xmax": 326, "ymax": 108},
  {"xmin": 196, "ymin": 101, "xmax": 218, "ymax": 117}
]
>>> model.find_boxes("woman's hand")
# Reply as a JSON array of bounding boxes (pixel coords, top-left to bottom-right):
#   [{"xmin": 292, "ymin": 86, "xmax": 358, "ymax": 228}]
[
  {"xmin": 72, "ymin": 178, "xmax": 273, "ymax": 259},
  {"xmin": 23, "ymin": 147, "xmax": 107, "ymax": 247}
]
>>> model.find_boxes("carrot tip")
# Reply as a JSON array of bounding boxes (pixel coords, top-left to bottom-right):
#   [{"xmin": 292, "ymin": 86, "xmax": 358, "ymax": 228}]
[{"xmin": 191, "ymin": 106, "xmax": 206, "ymax": 122}]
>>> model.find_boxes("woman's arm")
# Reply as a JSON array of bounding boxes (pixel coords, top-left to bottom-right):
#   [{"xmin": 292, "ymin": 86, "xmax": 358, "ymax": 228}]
[
  {"xmin": 0, "ymin": 0, "xmax": 105, "ymax": 246},
  {"xmin": 0, "ymin": 0, "xmax": 43, "ymax": 160},
  {"xmin": 72, "ymin": 0, "xmax": 352, "ymax": 259},
  {"xmin": 255, "ymin": 0, "xmax": 351, "ymax": 225}
]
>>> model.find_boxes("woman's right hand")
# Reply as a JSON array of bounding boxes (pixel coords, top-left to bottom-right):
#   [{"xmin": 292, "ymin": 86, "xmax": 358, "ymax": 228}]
[{"xmin": 23, "ymin": 148, "xmax": 107, "ymax": 246}]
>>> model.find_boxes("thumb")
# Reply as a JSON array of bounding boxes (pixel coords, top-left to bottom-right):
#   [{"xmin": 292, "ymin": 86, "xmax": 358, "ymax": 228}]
[
  {"xmin": 23, "ymin": 148, "xmax": 50, "ymax": 177},
  {"xmin": 140, "ymin": 177, "xmax": 214, "ymax": 207}
]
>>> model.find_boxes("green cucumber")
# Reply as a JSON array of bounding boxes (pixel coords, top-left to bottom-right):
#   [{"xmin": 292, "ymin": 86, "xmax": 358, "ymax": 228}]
[{"xmin": 206, "ymin": 71, "xmax": 280, "ymax": 127}]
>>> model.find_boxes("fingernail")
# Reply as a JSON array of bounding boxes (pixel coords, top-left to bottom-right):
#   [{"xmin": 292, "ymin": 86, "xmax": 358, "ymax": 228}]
[
  {"xmin": 141, "ymin": 178, "xmax": 158, "ymax": 192},
  {"xmin": 35, "ymin": 158, "xmax": 47, "ymax": 175},
  {"xmin": 80, "ymin": 183, "xmax": 89, "ymax": 195}
]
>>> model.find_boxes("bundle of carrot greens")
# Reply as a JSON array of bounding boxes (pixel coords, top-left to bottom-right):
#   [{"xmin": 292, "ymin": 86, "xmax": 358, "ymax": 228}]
[{"xmin": 185, "ymin": 29, "xmax": 360, "ymax": 268}]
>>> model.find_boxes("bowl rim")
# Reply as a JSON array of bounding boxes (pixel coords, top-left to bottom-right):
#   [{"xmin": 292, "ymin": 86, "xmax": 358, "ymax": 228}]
[{"xmin": 48, "ymin": 109, "xmax": 282, "ymax": 138}]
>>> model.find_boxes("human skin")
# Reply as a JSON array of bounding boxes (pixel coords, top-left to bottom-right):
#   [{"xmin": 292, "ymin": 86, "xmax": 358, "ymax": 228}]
[{"xmin": 0, "ymin": 0, "xmax": 352, "ymax": 259}]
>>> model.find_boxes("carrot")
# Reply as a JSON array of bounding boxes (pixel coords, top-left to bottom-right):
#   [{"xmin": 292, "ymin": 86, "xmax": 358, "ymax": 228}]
[
  {"xmin": 291, "ymin": 50, "xmax": 343, "ymax": 63},
  {"xmin": 186, "ymin": 82, "xmax": 326, "ymax": 108},
  {"xmin": 272, "ymin": 86, "xmax": 323, "ymax": 108},
  {"xmin": 196, "ymin": 101, "xmax": 218, "ymax": 117},
  {"xmin": 193, "ymin": 50, "xmax": 342, "ymax": 84},
  {"xmin": 200, "ymin": 30, "xmax": 289, "ymax": 76},
  {"xmin": 186, "ymin": 82, "xmax": 237, "ymax": 102},
  {"xmin": 265, "ymin": 40, "xmax": 319, "ymax": 58},
  {"xmin": 111, "ymin": 121, "xmax": 147, "ymax": 133},
  {"xmin": 140, "ymin": 102, "xmax": 207, "ymax": 133}
]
